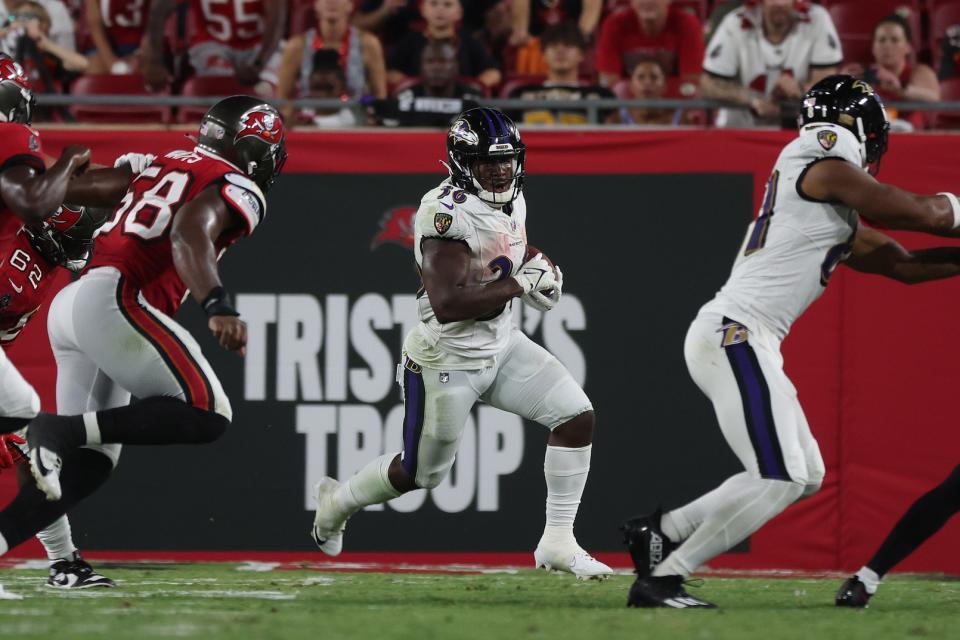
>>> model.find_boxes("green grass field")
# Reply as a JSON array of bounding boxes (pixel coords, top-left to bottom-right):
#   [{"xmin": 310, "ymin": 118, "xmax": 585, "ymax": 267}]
[{"xmin": 0, "ymin": 562, "xmax": 957, "ymax": 640}]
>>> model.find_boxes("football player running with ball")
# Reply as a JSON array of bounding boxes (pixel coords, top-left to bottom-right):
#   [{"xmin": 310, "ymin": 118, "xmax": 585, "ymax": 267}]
[
  {"xmin": 0, "ymin": 97, "xmax": 286, "ymax": 561},
  {"xmin": 311, "ymin": 108, "xmax": 611, "ymax": 580},
  {"xmin": 623, "ymin": 76, "xmax": 960, "ymax": 608}
]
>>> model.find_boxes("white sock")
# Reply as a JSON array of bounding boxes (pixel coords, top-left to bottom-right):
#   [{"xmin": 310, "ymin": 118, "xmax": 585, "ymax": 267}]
[
  {"xmin": 542, "ymin": 444, "xmax": 592, "ymax": 536},
  {"xmin": 855, "ymin": 566, "xmax": 881, "ymax": 594},
  {"xmin": 334, "ymin": 453, "xmax": 401, "ymax": 517},
  {"xmin": 0, "ymin": 532, "xmax": 8, "ymax": 556},
  {"xmin": 660, "ymin": 473, "xmax": 762, "ymax": 543},
  {"xmin": 83, "ymin": 413, "xmax": 101, "ymax": 445},
  {"xmin": 653, "ymin": 472, "xmax": 803, "ymax": 578},
  {"xmin": 36, "ymin": 516, "xmax": 77, "ymax": 561}
]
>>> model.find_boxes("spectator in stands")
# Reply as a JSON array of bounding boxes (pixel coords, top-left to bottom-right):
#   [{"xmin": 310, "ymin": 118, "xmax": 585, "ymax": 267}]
[
  {"xmin": 355, "ymin": 0, "xmax": 500, "ymax": 46},
  {"xmin": 507, "ymin": 22, "xmax": 613, "ymax": 125},
  {"xmin": 82, "ymin": 0, "xmax": 148, "ymax": 74},
  {"xmin": 701, "ymin": 0, "xmax": 842, "ymax": 128},
  {"xmin": 374, "ymin": 38, "xmax": 482, "ymax": 126},
  {"xmin": 2, "ymin": 1, "xmax": 82, "ymax": 93},
  {"xmin": 938, "ymin": 25, "xmax": 960, "ymax": 80},
  {"xmin": 277, "ymin": 0, "xmax": 387, "ymax": 121},
  {"xmin": 298, "ymin": 49, "xmax": 358, "ymax": 128},
  {"xmin": 0, "ymin": 0, "xmax": 75, "ymax": 53},
  {"xmin": 387, "ymin": 0, "xmax": 501, "ymax": 89},
  {"xmin": 845, "ymin": 15, "xmax": 939, "ymax": 107},
  {"xmin": 596, "ymin": 0, "xmax": 704, "ymax": 87},
  {"xmin": 508, "ymin": 0, "xmax": 602, "ymax": 47},
  {"xmin": 606, "ymin": 57, "xmax": 685, "ymax": 125},
  {"xmin": 143, "ymin": 0, "xmax": 287, "ymax": 95}
]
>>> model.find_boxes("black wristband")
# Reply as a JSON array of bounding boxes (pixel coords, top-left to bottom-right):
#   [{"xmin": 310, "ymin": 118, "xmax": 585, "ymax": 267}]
[{"xmin": 201, "ymin": 286, "xmax": 240, "ymax": 317}]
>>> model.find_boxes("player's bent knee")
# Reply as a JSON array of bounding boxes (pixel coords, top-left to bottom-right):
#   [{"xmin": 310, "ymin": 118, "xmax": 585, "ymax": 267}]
[
  {"xmin": 549, "ymin": 409, "xmax": 595, "ymax": 447},
  {"xmin": 195, "ymin": 410, "xmax": 229, "ymax": 444},
  {"xmin": 801, "ymin": 479, "xmax": 822, "ymax": 499}
]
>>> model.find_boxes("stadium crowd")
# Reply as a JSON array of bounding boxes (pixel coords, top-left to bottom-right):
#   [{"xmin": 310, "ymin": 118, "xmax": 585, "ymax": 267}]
[{"xmin": 2, "ymin": 0, "xmax": 959, "ymax": 128}]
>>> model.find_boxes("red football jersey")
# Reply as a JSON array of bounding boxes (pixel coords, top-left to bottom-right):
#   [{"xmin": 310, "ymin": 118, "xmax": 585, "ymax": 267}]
[
  {"xmin": 90, "ymin": 148, "xmax": 266, "ymax": 318},
  {"xmin": 101, "ymin": 0, "xmax": 152, "ymax": 49},
  {"xmin": 0, "ymin": 122, "xmax": 49, "ymax": 343},
  {"xmin": 188, "ymin": 0, "xmax": 265, "ymax": 50},
  {"xmin": 0, "ymin": 228, "xmax": 59, "ymax": 343}
]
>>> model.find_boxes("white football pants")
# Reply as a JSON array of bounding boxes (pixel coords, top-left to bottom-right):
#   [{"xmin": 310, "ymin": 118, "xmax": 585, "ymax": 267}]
[
  {"xmin": 398, "ymin": 328, "xmax": 592, "ymax": 489},
  {"xmin": 47, "ymin": 267, "xmax": 231, "ymax": 466}
]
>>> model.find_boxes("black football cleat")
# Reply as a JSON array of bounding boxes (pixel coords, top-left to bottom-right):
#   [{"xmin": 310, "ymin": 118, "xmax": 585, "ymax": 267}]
[
  {"xmin": 627, "ymin": 575, "xmax": 717, "ymax": 609},
  {"xmin": 47, "ymin": 553, "xmax": 115, "ymax": 589},
  {"xmin": 621, "ymin": 507, "xmax": 678, "ymax": 577},
  {"xmin": 835, "ymin": 576, "xmax": 871, "ymax": 608}
]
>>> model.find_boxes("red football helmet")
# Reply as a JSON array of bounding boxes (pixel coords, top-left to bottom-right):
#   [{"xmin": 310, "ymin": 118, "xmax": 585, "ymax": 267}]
[{"xmin": 0, "ymin": 54, "xmax": 34, "ymax": 124}]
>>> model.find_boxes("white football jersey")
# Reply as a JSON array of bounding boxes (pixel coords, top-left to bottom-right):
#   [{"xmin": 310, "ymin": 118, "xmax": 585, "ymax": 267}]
[
  {"xmin": 702, "ymin": 123, "xmax": 863, "ymax": 339},
  {"xmin": 405, "ymin": 179, "xmax": 527, "ymax": 367},
  {"xmin": 705, "ymin": 4, "xmax": 843, "ymax": 128}
]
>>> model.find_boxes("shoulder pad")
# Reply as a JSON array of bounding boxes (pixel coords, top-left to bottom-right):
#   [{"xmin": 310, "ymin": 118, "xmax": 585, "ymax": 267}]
[{"xmin": 221, "ymin": 173, "xmax": 267, "ymax": 235}]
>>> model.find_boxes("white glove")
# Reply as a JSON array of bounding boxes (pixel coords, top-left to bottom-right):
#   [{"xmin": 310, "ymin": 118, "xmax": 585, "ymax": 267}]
[
  {"xmin": 522, "ymin": 265, "xmax": 563, "ymax": 312},
  {"xmin": 512, "ymin": 253, "xmax": 556, "ymax": 295},
  {"xmin": 114, "ymin": 152, "xmax": 156, "ymax": 175}
]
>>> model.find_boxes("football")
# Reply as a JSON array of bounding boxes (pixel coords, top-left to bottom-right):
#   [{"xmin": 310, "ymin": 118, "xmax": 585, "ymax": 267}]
[
  {"xmin": 524, "ymin": 244, "xmax": 554, "ymax": 268},
  {"xmin": 524, "ymin": 244, "xmax": 555, "ymax": 296}
]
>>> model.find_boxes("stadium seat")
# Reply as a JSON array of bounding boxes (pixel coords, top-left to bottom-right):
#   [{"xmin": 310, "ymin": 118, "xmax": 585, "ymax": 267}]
[
  {"xmin": 930, "ymin": 77, "xmax": 960, "ymax": 129},
  {"xmin": 69, "ymin": 75, "xmax": 172, "ymax": 124},
  {"xmin": 828, "ymin": 1, "xmax": 922, "ymax": 64},
  {"xmin": 929, "ymin": 2, "xmax": 960, "ymax": 54},
  {"xmin": 177, "ymin": 76, "xmax": 258, "ymax": 123}
]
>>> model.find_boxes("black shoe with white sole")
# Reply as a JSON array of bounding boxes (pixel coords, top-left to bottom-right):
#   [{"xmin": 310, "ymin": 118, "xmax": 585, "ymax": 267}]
[
  {"xmin": 835, "ymin": 576, "xmax": 871, "ymax": 608},
  {"xmin": 627, "ymin": 575, "xmax": 717, "ymax": 609},
  {"xmin": 621, "ymin": 507, "xmax": 678, "ymax": 577},
  {"xmin": 47, "ymin": 553, "xmax": 115, "ymax": 589}
]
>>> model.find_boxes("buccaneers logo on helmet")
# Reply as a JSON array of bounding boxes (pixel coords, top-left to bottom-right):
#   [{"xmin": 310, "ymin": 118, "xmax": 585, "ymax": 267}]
[
  {"xmin": 0, "ymin": 57, "xmax": 30, "ymax": 90},
  {"xmin": 236, "ymin": 109, "xmax": 283, "ymax": 144}
]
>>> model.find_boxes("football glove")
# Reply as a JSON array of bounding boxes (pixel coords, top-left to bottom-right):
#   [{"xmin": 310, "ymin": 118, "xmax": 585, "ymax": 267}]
[
  {"xmin": 0, "ymin": 433, "xmax": 26, "ymax": 471},
  {"xmin": 512, "ymin": 253, "xmax": 556, "ymax": 295},
  {"xmin": 114, "ymin": 152, "xmax": 156, "ymax": 175},
  {"xmin": 523, "ymin": 265, "xmax": 563, "ymax": 312}
]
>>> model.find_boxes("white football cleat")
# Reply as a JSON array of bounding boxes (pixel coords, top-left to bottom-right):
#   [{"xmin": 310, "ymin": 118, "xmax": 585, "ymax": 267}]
[
  {"xmin": 29, "ymin": 446, "xmax": 63, "ymax": 501},
  {"xmin": 310, "ymin": 477, "xmax": 347, "ymax": 556},
  {"xmin": 534, "ymin": 534, "xmax": 613, "ymax": 581}
]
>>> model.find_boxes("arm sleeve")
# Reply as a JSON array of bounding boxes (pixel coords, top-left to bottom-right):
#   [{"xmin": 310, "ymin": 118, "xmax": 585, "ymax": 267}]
[
  {"xmin": 677, "ymin": 12, "xmax": 705, "ymax": 76},
  {"xmin": 702, "ymin": 13, "xmax": 741, "ymax": 79},
  {"xmin": 219, "ymin": 173, "xmax": 267, "ymax": 236},
  {"xmin": 809, "ymin": 7, "xmax": 844, "ymax": 67},
  {"xmin": 594, "ymin": 12, "xmax": 623, "ymax": 76}
]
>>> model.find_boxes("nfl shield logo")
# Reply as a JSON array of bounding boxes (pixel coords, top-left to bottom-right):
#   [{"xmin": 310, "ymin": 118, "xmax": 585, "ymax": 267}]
[
  {"xmin": 0, "ymin": 294, "xmax": 9, "ymax": 309},
  {"xmin": 439, "ymin": 372, "xmax": 450, "ymax": 383},
  {"xmin": 434, "ymin": 212, "xmax": 453, "ymax": 235},
  {"xmin": 817, "ymin": 130, "xmax": 838, "ymax": 151}
]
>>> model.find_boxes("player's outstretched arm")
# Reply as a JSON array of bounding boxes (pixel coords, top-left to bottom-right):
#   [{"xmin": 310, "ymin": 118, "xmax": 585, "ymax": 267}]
[
  {"xmin": 800, "ymin": 159, "xmax": 958, "ymax": 235},
  {"xmin": 65, "ymin": 167, "xmax": 134, "ymax": 208},
  {"xmin": 845, "ymin": 224, "xmax": 960, "ymax": 284},
  {"xmin": 0, "ymin": 145, "xmax": 90, "ymax": 222},
  {"xmin": 170, "ymin": 186, "xmax": 247, "ymax": 354},
  {"xmin": 421, "ymin": 238, "xmax": 525, "ymax": 324}
]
